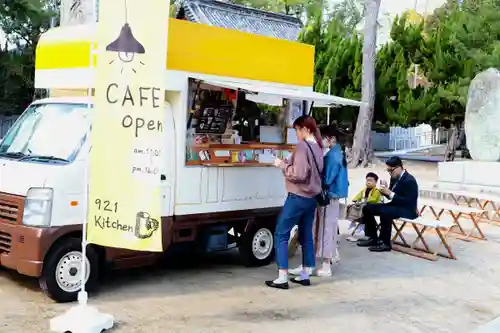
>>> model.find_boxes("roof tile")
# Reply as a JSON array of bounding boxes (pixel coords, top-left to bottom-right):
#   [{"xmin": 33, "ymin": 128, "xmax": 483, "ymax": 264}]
[{"xmin": 179, "ymin": 0, "xmax": 302, "ymax": 41}]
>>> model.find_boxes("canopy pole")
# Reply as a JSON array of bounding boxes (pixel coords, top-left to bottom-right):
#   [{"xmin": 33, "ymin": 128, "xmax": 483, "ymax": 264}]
[
  {"xmin": 327, "ymin": 79, "xmax": 331, "ymax": 125},
  {"xmin": 308, "ymin": 101, "xmax": 314, "ymax": 116}
]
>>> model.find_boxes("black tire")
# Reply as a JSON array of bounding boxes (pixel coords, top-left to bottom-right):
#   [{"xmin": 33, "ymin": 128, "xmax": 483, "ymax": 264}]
[
  {"xmin": 39, "ymin": 237, "xmax": 100, "ymax": 303},
  {"xmin": 239, "ymin": 225, "xmax": 275, "ymax": 267}
]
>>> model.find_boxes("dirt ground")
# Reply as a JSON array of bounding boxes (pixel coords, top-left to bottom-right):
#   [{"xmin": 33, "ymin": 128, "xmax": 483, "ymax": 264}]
[{"xmin": 2, "ymin": 161, "xmax": 500, "ymax": 333}]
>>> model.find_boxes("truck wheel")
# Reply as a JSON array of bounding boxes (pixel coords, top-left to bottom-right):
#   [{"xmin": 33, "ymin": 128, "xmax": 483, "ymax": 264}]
[
  {"xmin": 239, "ymin": 225, "xmax": 275, "ymax": 267},
  {"xmin": 39, "ymin": 237, "xmax": 99, "ymax": 303}
]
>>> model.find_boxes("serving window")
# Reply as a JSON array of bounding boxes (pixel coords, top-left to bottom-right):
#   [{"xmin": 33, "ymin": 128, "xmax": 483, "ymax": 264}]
[{"xmin": 185, "ymin": 78, "xmax": 308, "ymax": 167}]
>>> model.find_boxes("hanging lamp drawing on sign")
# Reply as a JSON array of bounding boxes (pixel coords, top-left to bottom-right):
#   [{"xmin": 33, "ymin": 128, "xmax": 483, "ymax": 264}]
[{"xmin": 106, "ymin": 0, "xmax": 146, "ymax": 67}]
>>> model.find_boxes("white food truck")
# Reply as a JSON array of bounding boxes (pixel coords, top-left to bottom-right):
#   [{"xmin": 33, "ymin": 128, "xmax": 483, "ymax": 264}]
[{"xmin": 0, "ymin": 20, "xmax": 362, "ymax": 302}]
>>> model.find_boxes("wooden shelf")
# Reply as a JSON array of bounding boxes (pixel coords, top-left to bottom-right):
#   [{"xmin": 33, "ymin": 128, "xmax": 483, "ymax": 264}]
[
  {"xmin": 186, "ymin": 140, "xmax": 295, "ymax": 167},
  {"xmin": 194, "ymin": 143, "xmax": 295, "ymax": 150},
  {"xmin": 185, "ymin": 143, "xmax": 294, "ymax": 167},
  {"xmin": 185, "ymin": 161, "xmax": 274, "ymax": 167}
]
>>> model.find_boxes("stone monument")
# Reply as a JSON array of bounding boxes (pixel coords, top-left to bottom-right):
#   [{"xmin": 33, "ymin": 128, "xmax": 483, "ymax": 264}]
[
  {"xmin": 438, "ymin": 68, "xmax": 500, "ymax": 192},
  {"xmin": 465, "ymin": 68, "xmax": 500, "ymax": 162}
]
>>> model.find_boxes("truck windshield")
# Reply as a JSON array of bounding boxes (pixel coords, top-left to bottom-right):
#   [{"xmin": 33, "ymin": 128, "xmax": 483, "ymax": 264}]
[{"xmin": 0, "ymin": 103, "xmax": 91, "ymax": 164}]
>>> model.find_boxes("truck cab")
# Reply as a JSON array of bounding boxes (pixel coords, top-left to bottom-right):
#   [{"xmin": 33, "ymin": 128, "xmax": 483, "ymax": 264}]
[{"xmin": 0, "ymin": 98, "xmax": 95, "ymax": 300}]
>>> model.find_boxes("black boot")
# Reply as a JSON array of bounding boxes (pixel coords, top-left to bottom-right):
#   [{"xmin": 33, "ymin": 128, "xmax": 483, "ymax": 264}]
[
  {"xmin": 290, "ymin": 277, "xmax": 311, "ymax": 286},
  {"xmin": 368, "ymin": 243, "xmax": 392, "ymax": 252},
  {"xmin": 357, "ymin": 238, "xmax": 379, "ymax": 247}
]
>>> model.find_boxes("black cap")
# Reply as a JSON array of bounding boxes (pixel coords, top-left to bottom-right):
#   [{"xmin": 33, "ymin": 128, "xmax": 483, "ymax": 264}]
[{"xmin": 386, "ymin": 156, "xmax": 403, "ymax": 168}]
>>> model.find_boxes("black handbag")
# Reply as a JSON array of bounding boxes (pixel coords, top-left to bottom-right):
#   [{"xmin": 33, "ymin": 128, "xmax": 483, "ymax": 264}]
[{"xmin": 304, "ymin": 142, "xmax": 330, "ymax": 207}]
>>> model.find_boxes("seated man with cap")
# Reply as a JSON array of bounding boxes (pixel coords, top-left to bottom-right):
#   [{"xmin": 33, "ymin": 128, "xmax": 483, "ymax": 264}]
[{"xmin": 357, "ymin": 156, "xmax": 419, "ymax": 252}]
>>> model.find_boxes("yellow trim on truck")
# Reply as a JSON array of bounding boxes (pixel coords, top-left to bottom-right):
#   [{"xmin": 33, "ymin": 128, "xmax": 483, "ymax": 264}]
[{"xmin": 35, "ymin": 19, "xmax": 314, "ymax": 87}]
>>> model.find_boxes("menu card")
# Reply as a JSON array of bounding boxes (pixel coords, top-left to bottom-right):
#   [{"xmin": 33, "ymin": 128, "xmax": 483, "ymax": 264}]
[{"xmin": 196, "ymin": 105, "xmax": 233, "ymax": 134}]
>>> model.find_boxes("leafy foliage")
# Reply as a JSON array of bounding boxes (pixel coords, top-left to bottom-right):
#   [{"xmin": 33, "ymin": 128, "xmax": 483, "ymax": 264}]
[
  {"xmin": 2, "ymin": 0, "xmax": 500, "ymax": 133},
  {"xmin": 299, "ymin": 0, "xmax": 365, "ymax": 129},
  {"xmin": 301, "ymin": 0, "xmax": 500, "ymax": 131},
  {"xmin": 419, "ymin": 0, "xmax": 500, "ymax": 126},
  {"xmin": 0, "ymin": 0, "xmax": 57, "ymax": 114}
]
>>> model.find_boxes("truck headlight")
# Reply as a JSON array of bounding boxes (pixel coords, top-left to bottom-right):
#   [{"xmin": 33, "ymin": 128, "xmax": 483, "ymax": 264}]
[{"xmin": 22, "ymin": 188, "xmax": 53, "ymax": 227}]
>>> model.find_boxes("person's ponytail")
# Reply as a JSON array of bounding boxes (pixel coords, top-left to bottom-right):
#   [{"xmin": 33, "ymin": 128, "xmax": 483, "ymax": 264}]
[
  {"xmin": 314, "ymin": 128, "xmax": 323, "ymax": 149},
  {"xmin": 340, "ymin": 144, "xmax": 348, "ymax": 167}
]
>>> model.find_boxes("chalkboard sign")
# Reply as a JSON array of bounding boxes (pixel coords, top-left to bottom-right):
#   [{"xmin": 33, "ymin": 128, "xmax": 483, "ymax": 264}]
[{"xmin": 196, "ymin": 105, "xmax": 233, "ymax": 134}]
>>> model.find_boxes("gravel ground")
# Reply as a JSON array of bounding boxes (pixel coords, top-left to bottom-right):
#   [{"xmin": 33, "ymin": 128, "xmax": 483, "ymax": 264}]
[{"xmin": 1, "ymin": 161, "xmax": 500, "ymax": 333}]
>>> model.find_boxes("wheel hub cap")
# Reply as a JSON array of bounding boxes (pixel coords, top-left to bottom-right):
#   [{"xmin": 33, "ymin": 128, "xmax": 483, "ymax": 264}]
[
  {"xmin": 55, "ymin": 251, "xmax": 90, "ymax": 293},
  {"xmin": 252, "ymin": 228, "xmax": 273, "ymax": 260}
]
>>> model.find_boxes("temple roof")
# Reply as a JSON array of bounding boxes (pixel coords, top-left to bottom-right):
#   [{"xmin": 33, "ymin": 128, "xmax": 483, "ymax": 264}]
[{"xmin": 176, "ymin": 0, "xmax": 302, "ymax": 41}]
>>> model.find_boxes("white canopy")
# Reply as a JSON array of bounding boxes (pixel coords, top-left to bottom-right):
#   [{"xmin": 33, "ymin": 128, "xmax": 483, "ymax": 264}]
[{"xmin": 200, "ymin": 79, "xmax": 365, "ymax": 108}]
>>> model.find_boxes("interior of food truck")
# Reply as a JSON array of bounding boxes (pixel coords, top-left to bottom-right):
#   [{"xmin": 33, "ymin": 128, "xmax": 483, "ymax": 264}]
[{"xmin": 184, "ymin": 78, "xmax": 309, "ymax": 167}]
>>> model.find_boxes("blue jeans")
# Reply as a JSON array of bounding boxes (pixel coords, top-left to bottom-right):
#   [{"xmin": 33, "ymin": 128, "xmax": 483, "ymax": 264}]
[{"xmin": 275, "ymin": 193, "xmax": 317, "ymax": 269}]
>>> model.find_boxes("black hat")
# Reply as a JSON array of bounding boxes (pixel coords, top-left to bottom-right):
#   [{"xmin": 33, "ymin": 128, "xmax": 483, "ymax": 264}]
[{"xmin": 386, "ymin": 156, "xmax": 403, "ymax": 168}]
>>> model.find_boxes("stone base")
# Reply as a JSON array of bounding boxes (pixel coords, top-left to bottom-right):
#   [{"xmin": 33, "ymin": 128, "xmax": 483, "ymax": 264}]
[
  {"xmin": 437, "ymin": 161, "xmax": 500, "ymax": 193},
  {"xmin": 50, "ymin": 304, "xmax": 114, "ymax": 333}
]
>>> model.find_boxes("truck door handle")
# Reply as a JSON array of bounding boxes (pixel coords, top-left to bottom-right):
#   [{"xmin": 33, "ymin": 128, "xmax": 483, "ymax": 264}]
[{"xmin": 161, "ymin": 174, "xmax": 166, "ymax": 180}]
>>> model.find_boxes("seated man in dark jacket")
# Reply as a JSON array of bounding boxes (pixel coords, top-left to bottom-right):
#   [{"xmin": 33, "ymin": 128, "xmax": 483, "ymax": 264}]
[{"xmin": 357, "ymin": 156, "xmax": 419, "ymax": 252}]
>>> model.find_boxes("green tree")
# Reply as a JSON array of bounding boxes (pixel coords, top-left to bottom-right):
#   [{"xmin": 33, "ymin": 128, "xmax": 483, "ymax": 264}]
[
  {"xmin": 374, "ymin": 13, "xmax": 438, "ymax": 126},
  {"xmin": 373, "ymin": 0, "xmax": 500, "ymax": 127},
  {"xmin": 299, "ymin": 0, "xmax": 366, "ymax": 130},
  {"xmin": 423, "ymin": 0, "xmax": 500, "ymax": 126},
  {"xmin": 298, "ymin": 0, "xmax": 500, "ymax": 162},
  {"xmin": 0, "ymin": 0, "xmax": 57, "ymax": 114}
]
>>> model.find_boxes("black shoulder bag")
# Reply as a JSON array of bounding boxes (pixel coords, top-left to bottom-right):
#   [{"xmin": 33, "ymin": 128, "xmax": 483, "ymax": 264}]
[{"xmin": 304, "ymin": 142, "xmax": 330, "ymax": 207}]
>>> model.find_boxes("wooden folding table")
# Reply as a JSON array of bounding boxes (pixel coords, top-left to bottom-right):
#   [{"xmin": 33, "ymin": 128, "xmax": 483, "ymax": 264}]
[
  {"xmin": 392, "ymin": 217, "xmax": 456, "ymax": 261},
  {"xmin": 418, "ymin": 198, "xmax": 486, "ymax": 241},
  {"xmin": 421, "ymin": 186, "xmax": 500, "ymax": 221}
]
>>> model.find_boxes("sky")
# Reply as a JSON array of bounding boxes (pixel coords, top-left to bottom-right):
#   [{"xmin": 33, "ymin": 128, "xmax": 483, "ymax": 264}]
[{"xmin": 377, "ymin": 0, "xmax": 446, "ymax": 44}]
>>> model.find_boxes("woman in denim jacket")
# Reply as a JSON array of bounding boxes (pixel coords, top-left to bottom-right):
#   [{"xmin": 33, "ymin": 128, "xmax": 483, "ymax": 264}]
[{"xmin": 289, "ymin": 125, "xmax": 348, "ymax": 277}]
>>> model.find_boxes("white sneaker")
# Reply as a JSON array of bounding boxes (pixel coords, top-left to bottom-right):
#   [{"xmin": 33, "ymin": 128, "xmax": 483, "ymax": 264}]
[
  {"xmin": 288, "ymin": 265, "xmax": 313, "ymax": 276},
  {"xmin": 316, "ymin": 266, "xmax": 332, "ymax": 277},
  {"xmin": 346, "ymin": 235, "xmax": 358, "ymax": 242},
  {"xmin": 333, "ymin": 250, "xmax": 340, "ymax": 264}
]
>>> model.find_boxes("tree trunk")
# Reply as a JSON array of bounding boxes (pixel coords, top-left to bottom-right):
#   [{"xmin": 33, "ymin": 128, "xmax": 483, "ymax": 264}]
[
  {"xmin": 459, "ymin": 124, "xmax": 471, "ymax": 159},
  {"xmin": 349, "ymin": 0, "xmax": 381, "ymax": 168},
  {"xmin": 453, "ymin": 121, "xmax": 468, "ymax": 159},
  {"xmin": 444, "ymin": 124, "xmax": 459, "ymax": 162},
  {"xmin": 362, "ymin": 131, "xmax": 374, "ymax": 166},
  {"xmin": 457, "ymin": 121, "xmax": 465, "ymax": 148}
]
